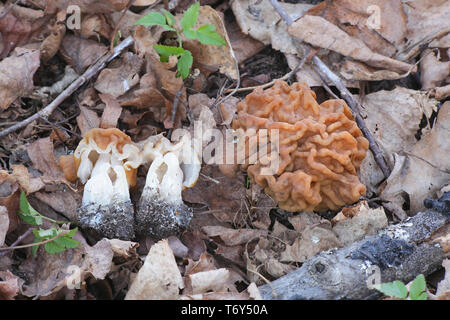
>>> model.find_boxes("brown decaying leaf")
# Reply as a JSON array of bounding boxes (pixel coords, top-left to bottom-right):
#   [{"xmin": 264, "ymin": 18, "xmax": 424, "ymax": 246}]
[
  {"xmin": 80, "ymin": 14, "xmax": 111, "ymax": 40},
  {"xmin": 226, "ymin": 18, "xmax": 265, "ymax": 65},
  {"xmin": 125, "ymin": 239, "xmax": 183, "ymax": 300},
  {"xmin": 183, "ymin": 165, "xmax": 248, "ymax": 226},
  {"xmin": 185, "ymin": 252, "xmax": 217, "ymax": 276},
  {"xmin": 77, "ymin": 105, "xmax": 100, "ymax": 136},
  {"xmin": 60, "ymin": 35, "xmax": 108, "ymax": 74},
  {"xmin": 420, "ymin": 49, "xmax": 450, "ymax": 90},
  {"xmin": 27, "ymin": 137, "xmax": 64, "ymax": 180},
  {"xmin": 40, "ymin": 21, "xmax": 66, "ymax": 62},
  {"xmin": 19, "ymin": 237, "xmax": 114, "ymax": 297},
  {"xmin": 0, "ymin": 206, "xmax": 9, "ymax": 247},
  {"xmin": 202, "ymin": 226, "xmax": 267, "ymax": 247},
  {"xmin": 44, "ymin": 0, "xmax": 129, "ymax": 14},
  {"xmin": 0, "ymin": 48, "xmax": 40, "ymax": 110},
  {"xmin": 94, "ymin": 52, "xmax": 143, "ymax": 98},
  {"xmin": 0, "ymin": 4, "xmax": 45, "ymax": 58},
  {"xmin": 231, "ymin": 0, "xmax": 312, "ymax": 56},
  {"xmin": 331, "ymin": 201, "xmax": 388, "ymax": 246},
  {"xmin": 358, "ymin": 87, "xmax": 438, "ymax": 194},
  {"xmin": 0, "ymin": 270, "xmax": 22, "ymax": 300},
  {"xmin": 182, "ymin": 6, "xmax": 238, "ymax": 80},
  {"xmin": 380, "ymin": 101, "xmax": 450, "ymax": 216},
  {"xmin": 288, "ymin": 15, "xmax": 414, "ymax": 74},
  {"xmin": 184, "ymin": 268, "xmax": 230, "ymax": 295},
  {"xmin": 0, "ymin": 170, "xmax": 21, "ymax": 232},
  {"xmin": 99, "ymin": 94, "xmax": 122, "ymax": 129}
]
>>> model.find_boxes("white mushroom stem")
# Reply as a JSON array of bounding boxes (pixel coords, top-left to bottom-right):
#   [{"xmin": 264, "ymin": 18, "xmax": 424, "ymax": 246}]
[
  {"xmin": 82, "ymin": 153, "xmax": 130, "ymax": 207},
  {"xmin": 142, "ymin": 152, "xmax": 184, "ymax": 206}
]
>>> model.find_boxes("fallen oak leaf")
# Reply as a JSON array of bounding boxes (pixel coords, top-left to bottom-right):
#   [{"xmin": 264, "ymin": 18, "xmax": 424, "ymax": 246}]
[
  {"xmin": 99, "ymin": 93, "xmax": 123, "ymax": 129},
  {"xmin": 0, "ymin": 48, "xmax": 40, "ymax": 110}
]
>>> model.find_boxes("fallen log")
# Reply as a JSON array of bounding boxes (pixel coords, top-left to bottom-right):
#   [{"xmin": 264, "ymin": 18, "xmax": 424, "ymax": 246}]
[{"xmin": 258, "ymin": 207, "xmax": 449, "ymax": 300}]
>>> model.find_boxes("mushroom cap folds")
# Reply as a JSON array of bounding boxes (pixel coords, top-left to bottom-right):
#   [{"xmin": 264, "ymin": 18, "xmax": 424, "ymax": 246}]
[{"xmin": 232, "ymin": 81, "xmax": 369, "ymax": 212}]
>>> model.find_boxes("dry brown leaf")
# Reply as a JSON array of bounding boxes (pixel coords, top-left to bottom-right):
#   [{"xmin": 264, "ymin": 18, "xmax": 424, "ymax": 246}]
[
  {"xmin": 0, "ymin": 48, "xmax": 40, "ymax": 110},
  {"xmin": 434, "ymin": 84, "xmax": 450, "ymax": 100},
  {"xmin": 185, "ymin": 252, "xmax": 217, "ymax": 276},
  {"xmin": 182, "ymin": 6, "xmax": 238, "ymax": 80},
  {"xmin": 95, "ymin": 52, "xmax": 143, "ymax": 98},
  {"xmin": 99, "ymin": 93, "xmax": 122, "ymax": 129},
  {"xmin": 181, "ymin": 230, "xmax": 207, "ymax": 261},
  {"xmin": 358, "ymin": 88, "xmax": 439, "ymax": 194},
  {"xmin": 77, "ymin": 105, "xmax": 100, "ymax": 135},
  {"xmin": 0, "ymin": 4, "xmax": 45, "ymax": 58},
  {"xmin": 436, "ymin": 259, "xmax": 450, "ymax": 298},
  {"xmin": 184, "ymin": 268, "xmax": 230, "ymax": 295},
  {"xmin": 226, "ymin": 19, "xmax": 265, "ymax": 65},
  {"xmin": 288, "ymin": 15, "xmax": 414, "ymax": 74},
  {"xmin": 202, "ymin": 226, "xmax": 267, "ymax": 247},
  {"xmin": 429, "ymin": 224, "xmax": 450, "ymax": 257},
  {"xmin": 420, "ymin": 49, "xmax": 450, "ymax": 90},
  {"xmin": 27, "ymin": 137, "xmax": 64, "ymax": 180},
  {"xmin": 20, "ymin": 236, "xmax": 114, "ymax": 297},
  {"xmin": 231, "ymin": 0, "xmax": 312, "ymax": 56},
  {"xmin": 40, "ymin": 21, "xmax": 66, "ymax": 62},
  {"xmin": 106, "ymin": 239, "xmax": 139, "ymax": 259},
  {"xmin": 167, "ymin": 236, "xmax": 188, "ymax": 259},
  {"xmin": 33, "ymin": 186, "xmax": 81, "ymax": 221},
  {"xmin": 44, "ymin": 0, "xmax": 129, "ymax": 14},
  {"xmin": 80, "ymin": 14, "xmax": 111, "ymax": 40},
  {"xmin": 0, "ymin": 206, "xmax": 8, "ymax": 247},
  {"xmin": 401, "ymin": 0, "xmax": 450, "ymax": 60},
  {"xmin": 10, "ymin": 164, "xmax": 45, "ymax": 194},
  {"xmin": 380, "ymin": 101, "xmax": 450, "ymax": 216},
  {"xmin": 0, "ymin": 169, "xmax": 21, "ymax": 232},
  {"xmin": 331, "ymin": 201, "xmax": 388, "ymax": 246},
  {"xmin": 0, "ymin": 270, "xmax": 22, "ymax": 300},
  {"xmin": 125, "ymin": 239, "xmax": 183, "ymax": 300},
  {"xmin": 133, "ymin": 0, "xmax": 157, "ymax": 5},
  {"xmin": 60, "ymin": 35, "xmax": 108, "ymax": 74},
  {"xmin": 183, "ymin": 165, "xmax": 248, "ymax": 225},
  {"xmin": 280, "ymin": 225, "xmax": 342, "ymax": 263}
]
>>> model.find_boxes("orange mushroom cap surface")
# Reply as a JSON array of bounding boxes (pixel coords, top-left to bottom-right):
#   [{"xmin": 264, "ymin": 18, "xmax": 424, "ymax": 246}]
[{"xmin": 232, "ymin": 80, "xmax": 369, "ymax": 212}]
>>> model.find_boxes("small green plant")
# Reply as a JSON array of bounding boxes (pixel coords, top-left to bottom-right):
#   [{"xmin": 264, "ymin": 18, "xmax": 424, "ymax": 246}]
[
  {"xmin": 135, "ymin": 2, "xmax": 226, "ymax": 79},
  {"xmin": 19, "ymin": 191, "xmax": 80, "ymax": 256},
  {"xmin": 374, "ymin": 274, "xmax": 428, "ymax": 300}
]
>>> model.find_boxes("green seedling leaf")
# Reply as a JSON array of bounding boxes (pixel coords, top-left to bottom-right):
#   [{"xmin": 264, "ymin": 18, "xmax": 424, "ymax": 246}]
[
  {"xmin": 161, "ymin": 9, "xmax": 176, "ymax": 27},
  {"xmin": 196, "ymin": 24, "xmax": 226, "ymax": 46},
  {"xmin": 135, "ymin": 12, "xmax": 175, "ymax": 31},
  {"xmin": 177, "ymin": 50, "xmax": 193, "ymax": 79},
  {"xmin": 409, "ymin": 274, "xmax": 428, "ymax": 300},
  {"xmin": 183, "ymin": 28, "xmax": 197, "ymax": 40},
  {"xmin": 154, "ymin": 44, "xmax": 186, "ymax": 62},
  {"xmin": 19, "ymin": 191, "xmax": 42, "ymax": 226},
  {"xmin": 181, "ymin": 2, "xmax": 200, "ymax": 31},
  {"xmin": 374, "ymin": 280, "xmax": 409, "ymax": 299},
  {"xmin": 44, "ymin": 240, "xmax": 66, "ymax": 254}
]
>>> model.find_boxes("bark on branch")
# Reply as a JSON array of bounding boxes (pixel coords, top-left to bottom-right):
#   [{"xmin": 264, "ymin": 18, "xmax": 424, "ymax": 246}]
[{"xmin": 258, "ymin": 209, "xmax": 448, "ymax": 300}]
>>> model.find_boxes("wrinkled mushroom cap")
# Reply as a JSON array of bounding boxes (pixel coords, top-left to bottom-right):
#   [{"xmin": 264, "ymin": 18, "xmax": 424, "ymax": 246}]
[
  {"xmin": 232, "ymin": 80, "xmax": 369, "ymax": 212},
  {"xmin": 72, "ymin": 128, "xmax": 141, "ymax": 187}
]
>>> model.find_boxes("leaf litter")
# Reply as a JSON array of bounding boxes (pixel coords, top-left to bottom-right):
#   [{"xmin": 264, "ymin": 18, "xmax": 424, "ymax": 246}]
[{"xmin": 0, "ymin": 0, "xmax": 449, "ymax": 301}]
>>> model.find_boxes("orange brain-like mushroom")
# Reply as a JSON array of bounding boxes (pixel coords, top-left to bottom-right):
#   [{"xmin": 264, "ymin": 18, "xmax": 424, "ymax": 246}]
[{"xmin": 232, "ymin": 80, "xmax": 369, "ymax": 212}]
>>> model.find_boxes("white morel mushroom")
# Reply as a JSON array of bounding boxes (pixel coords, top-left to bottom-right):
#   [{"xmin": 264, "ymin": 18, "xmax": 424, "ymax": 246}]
[
  {"xmin": 135, "ymin": 133, "xmax": 201, "ymax": 239},
  {"xmin": 65, "ymin": 128, "xmax": 141, "ymax": 240}
]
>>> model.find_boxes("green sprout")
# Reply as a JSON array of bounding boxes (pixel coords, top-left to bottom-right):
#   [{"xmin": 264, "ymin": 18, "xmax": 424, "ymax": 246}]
[
  {"xmin": 19, "ymin": 191, "xmax": 80, "ymax": 256},
  {"xmin": 135, "ymin": 2, "xmax": 226, "ymax": 79},
  {"xmin": 374, "ymin": 274, "xmax": 428, "ymax": 300}
]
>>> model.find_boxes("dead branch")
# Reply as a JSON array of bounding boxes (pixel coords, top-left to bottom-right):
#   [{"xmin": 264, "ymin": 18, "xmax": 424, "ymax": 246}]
[
  {"xmin": 258, "ymin": 208, "xmax": 448, "ymax": 300},
  {"xmin": 0, "ymin": 36, "xmax": 134, "ymax": 139}
]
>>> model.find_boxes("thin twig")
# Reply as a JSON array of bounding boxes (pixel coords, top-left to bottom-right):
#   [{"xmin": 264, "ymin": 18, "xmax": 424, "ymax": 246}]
[
  {"xmin": 225, "ymin": 47, "xmax": 310, "ymax": 93},
  {"xmin": 312, "ymin": 65, "xmax": 339, "ymax": 99},
  {"xmin": 0, "ymin": 36, "xmax": 134, "ymax": 139},
  {"xmin": 0, "ymin": 228, "xmax": 33, "ymax": 256},
  {"xmin": 0, "ymin": 230, "xmax": 70, "ymax": 252},
  {"xmin": 269, "ymin": 0, "xmax": 391, "ymax": 179}
]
